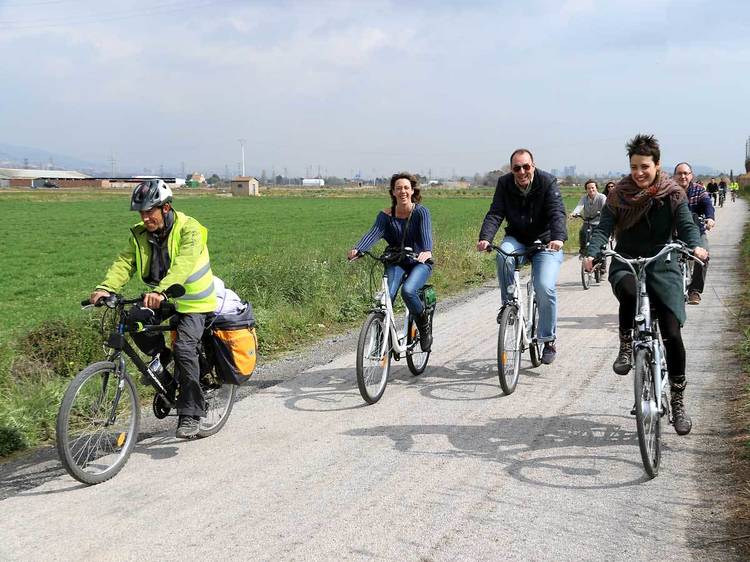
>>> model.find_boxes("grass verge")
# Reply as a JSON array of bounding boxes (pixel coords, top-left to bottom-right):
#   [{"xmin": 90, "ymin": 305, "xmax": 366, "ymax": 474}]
[{"xmin": 729, "ymin": 190, "xmax": 750, "ymax": 554}]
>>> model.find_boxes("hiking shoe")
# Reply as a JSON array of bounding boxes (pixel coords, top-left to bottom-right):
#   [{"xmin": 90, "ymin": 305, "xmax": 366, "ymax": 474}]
[
  {"xmin": 175, "ymin": 415, "xmax": 200, "ymax": 439},
  {"xmin": 687, "ymin": 291, "xmax": 701, "ymax": 305},
  {"xmin": 671, "ymin": 388, "xmax": 693, "ymax": 436},
  {"xmin": 541, "ymin": 342, "xmax": 557, "ymax": 364},
  {"xmin": 613, "ymin": 330, "xmax": 633, "ymax": 375}
]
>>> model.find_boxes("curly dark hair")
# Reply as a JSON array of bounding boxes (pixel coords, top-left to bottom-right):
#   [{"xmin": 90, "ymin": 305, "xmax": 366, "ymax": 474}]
[
  {"xmin": 626, "ymin": 134, "xmax": 660, "ymax": 164},
  {"xmin": 389, "ymin": 172, "xmax": 421, "ymax": 207}
]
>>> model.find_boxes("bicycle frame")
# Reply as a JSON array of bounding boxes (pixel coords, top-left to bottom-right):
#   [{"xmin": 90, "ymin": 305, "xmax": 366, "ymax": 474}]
[{"xmin": 372, "ymin": 268, "xmax": 419, "ymax": 360}]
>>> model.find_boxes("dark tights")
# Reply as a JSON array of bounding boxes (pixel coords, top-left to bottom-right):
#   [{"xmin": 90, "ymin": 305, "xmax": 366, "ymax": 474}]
[{"xmin": 613, "ymin": 275, "xmax": 686, "ymax": 386}]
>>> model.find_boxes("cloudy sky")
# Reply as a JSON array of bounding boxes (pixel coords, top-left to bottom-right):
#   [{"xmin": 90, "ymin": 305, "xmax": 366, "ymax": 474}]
[{"xmin": 1, "ymin": 0, "xmax": 748, "ymax": 178}]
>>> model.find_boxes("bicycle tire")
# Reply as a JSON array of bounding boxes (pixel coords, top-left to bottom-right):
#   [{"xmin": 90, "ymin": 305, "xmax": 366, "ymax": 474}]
[
  {"xmin": 356, "ymin": 311, "xmax": 391, "ymax": 404},
  {"xmin": 528, "ymin": 299, "xmax": 543, "ymax": 368},
  {"xmin": 56, "ymin": 361, "xmax": 140, "ymax": 485},
  {"xmin": 406, "ymin": 307, "xmax": 433, "ymax": 376},
  {"xmin": 634, "ymin": 347, "xmax": 661, "ymax": 478},
  {"xmin": 497, "ymin": 305, "xmax": 522, "ymax": 395},
  {"xmin": 197, "ymin": 370, "xmax": 236, "ymax": 438},
  {"xmin": 580, "ymin": 260, "xmax": 591, "ymax": 290}
]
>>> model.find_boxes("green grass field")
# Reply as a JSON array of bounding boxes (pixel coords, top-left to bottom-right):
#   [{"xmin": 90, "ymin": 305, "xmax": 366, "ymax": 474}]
[{"xmin": 0, "ymin": 187, "xmax": 582, "ymax": 456}]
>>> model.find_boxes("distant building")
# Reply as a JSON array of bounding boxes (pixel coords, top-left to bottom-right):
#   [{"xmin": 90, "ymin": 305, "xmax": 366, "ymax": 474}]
[
  {"xmin": 302, "ymin": 178, "xmax": 325, "ymax": 187},
  {"xmin": 187, "ymin": 172, "xmax": 207, "ymax": 188},
  {"xmin": 231, "ymin": 176, "xmax": 260, "ymax": 196}
]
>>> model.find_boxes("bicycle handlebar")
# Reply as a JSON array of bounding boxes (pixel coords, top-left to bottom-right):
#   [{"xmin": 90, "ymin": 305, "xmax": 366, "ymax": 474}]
[
  {"xmin": 602, "ymin": 242, "xmax": 704, "ymax": 278},
  {"xmin": 487, "ymin": 242, "xmax": 547, "ymax": 258},
  {"xmin": 354, "ymin": 248, "xmax": 434, "ymax": 266},
  {"xmin": 81, "ymin": 284, "xmax": 186, "ymax": 309}
]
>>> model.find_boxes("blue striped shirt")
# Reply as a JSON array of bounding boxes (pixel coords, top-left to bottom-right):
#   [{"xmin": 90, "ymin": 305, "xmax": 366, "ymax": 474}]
[{"xmin": 355, "ymin": 204, "xmax": 433, "ymax": 257}]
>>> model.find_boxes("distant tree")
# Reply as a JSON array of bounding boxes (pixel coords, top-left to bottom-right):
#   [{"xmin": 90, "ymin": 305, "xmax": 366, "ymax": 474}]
[
  {"xmin": 325, "ymin": 176, "xmax": 345, "ymax": 186},
  {"xmin": 207, "ymin": 173, "xmax": 221, "ymax": 185},
  {"xmin": 275, "ymin": 175, "xmax": 284, "ymax": 185}
]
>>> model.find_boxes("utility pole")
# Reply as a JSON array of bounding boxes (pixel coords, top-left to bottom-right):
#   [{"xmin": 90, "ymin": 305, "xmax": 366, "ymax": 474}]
[
  {"xmin": 110, "ymin": 153, "xmax": 116, "ymax": 177},
  {"xmin": 238, "ymin": 139, "xmax": 247, "ymax": 177}
]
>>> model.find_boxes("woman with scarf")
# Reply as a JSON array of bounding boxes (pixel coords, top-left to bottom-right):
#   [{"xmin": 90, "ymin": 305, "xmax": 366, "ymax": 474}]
[{"xmin": 583, "ymin": 134, "xmax": 708, "ymax": 436}]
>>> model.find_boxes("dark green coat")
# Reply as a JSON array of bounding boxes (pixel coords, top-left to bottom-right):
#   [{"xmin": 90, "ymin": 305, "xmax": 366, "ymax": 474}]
[{"xmin": 586, "ymin": 199, "xmax": 701, "ymax": 326}]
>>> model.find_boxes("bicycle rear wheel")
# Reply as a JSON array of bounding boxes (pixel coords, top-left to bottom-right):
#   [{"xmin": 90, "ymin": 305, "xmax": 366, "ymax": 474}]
[
  {"xmin": 634, "ymin": 347, "xmax": 661, "ymax": 478},
  {"xmin": 56, "ymin": 361, "xmax": 139, "ymax": 485},
  {"xmin": 198, "ymin": 369, "xmax": 236, "ymax": 438},
  {"xmin": 356, "ymin": 311, "xmax": 391, "ymax": 404},
  {"xmin": 497, "ymin": 305, "xmax": 522, "ymax": 395},
  {"xmin": 406, "ymin": 308, "xmax": 433, "ymax": 376}
]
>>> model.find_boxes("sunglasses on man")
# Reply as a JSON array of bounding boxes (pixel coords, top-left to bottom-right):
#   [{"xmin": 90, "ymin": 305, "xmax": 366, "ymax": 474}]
[{"xmin": 512, "ymin": 163, "xmax": 532, "ymax": 173}]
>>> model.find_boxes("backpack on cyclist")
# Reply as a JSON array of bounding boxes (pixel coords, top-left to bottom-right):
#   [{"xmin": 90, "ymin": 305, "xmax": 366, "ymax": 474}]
[{"xmin": 207, "ymin": 304, "xmax": 258, "ymax": 385}]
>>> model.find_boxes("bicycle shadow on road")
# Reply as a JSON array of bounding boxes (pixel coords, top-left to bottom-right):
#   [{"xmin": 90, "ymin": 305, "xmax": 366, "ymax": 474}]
[
  {"xmin": 343, "ymin": 413, "xmax": 655, "ymax": 489},
  {"xmin": 272, "ymin": 359, "xmax": 512, "ymax": 412}
]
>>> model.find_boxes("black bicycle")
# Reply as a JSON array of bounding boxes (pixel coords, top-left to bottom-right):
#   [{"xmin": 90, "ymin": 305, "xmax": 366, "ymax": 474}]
[
  {"xmin": 56, "ymin": 285, "xmax": 236, "ymax": 485},
  {"xmin": 573, "ymin": 213, "xmax": 606, "ymax": 289}
]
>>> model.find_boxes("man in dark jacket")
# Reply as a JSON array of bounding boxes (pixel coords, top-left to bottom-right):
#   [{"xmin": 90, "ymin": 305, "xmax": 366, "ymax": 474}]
[{"xmin": 477, "ymin": 148, "xmax": 567, "ymax": 364}]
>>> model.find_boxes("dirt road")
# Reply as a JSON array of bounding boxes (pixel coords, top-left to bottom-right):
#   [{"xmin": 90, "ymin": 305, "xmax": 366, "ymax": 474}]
[{"xmin": 0, "ymin": 199, "xmax": 746, "ymax": 561}]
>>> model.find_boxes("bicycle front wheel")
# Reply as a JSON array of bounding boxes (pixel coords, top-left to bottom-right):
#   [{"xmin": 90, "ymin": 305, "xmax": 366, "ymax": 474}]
[
  {"xmin": 198, "ymin": 370, "xmax": 236, "ymax": 438},
  {"xmin": 580, "ymin": 260, "xmax": 591, "ymax": 290},
  {"xmin": 634, "ymin": 348, "xmax": 661, "ymax": 478},
  {"xmin": 406, "ymin": 308, "xmax": 433, "ymax": 376},
  {"xmin": 497, "ymin": 305, "xmax": 522, "ymax": 395},
  {"xmin": 56, "ymin": 361, "xmax": 139, "ymax": 485},
  {"xmin": 528, "ymin": 299, "xmax": 543, "ymax": 368},
  {"xmin": 356, "ymin": 311, "xmax": 391, "ymax": 404}
]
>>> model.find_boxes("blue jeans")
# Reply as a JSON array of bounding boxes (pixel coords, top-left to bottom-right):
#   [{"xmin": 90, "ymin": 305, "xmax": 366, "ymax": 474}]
[
  {"xmin": 496, "ymin": 236, "xmax": 563, "ymax": 343},
  {"xmin": 386, "ymin": 262, "xmax": 432, "ymax": 317}
]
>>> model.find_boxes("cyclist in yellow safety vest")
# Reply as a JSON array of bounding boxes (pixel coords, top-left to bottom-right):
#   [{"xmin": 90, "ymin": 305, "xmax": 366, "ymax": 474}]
[
  {"xmin": 729, "ymin": 181, "xmax": 739, "ymax": 202},
  {"xmin": 90, "ymin": 180, "xmax": 217, "ymax": 439}
]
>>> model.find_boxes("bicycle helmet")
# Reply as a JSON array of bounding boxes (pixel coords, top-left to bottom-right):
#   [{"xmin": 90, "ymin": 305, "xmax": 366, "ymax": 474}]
[{"xmin": 130, "ymin": 179, "xmax": 173, "ymax": 211}]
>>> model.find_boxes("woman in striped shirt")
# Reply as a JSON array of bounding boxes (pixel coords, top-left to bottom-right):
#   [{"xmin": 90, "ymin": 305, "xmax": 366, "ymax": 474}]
[{"xmin": 347, "ymin": 172, "xmax": 434, "ymax": 350}]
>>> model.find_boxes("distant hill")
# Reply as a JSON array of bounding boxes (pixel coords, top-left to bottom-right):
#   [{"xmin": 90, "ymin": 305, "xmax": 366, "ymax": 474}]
[{"xmin": 0, "ymin": 141, "xmax": 101, "ymax": 174}]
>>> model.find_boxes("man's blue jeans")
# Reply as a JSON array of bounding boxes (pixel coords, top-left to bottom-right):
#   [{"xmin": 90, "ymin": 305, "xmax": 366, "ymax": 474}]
[
  {"xmin": 386, "ymin": 262, "xmax": 432, "ymax": 317},
  {"xmin": 496, "ymin": 236, "xmax": 563, "ymax": 343}
]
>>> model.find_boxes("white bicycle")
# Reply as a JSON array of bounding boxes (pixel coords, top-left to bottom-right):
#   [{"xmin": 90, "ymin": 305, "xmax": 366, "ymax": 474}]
[
  {"xmin": 604, "ymin": 242, "xmax": 703, "ymax": 478},
  {"xmin": 352, "ymin": 248, "xmax": 435, "ymax": 404},
  {"xmin": 489, "ymin": 242, "xmax": 546, "ymax": 395}
]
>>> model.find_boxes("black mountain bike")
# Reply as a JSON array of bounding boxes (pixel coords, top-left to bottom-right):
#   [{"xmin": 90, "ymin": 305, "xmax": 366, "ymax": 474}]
[{"xmin": 56, "ymin": 286, "xmax": 236, "ymax": 485}]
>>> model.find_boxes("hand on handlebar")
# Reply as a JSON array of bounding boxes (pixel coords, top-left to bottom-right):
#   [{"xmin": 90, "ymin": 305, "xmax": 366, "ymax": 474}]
[
  {"xmin": 416, "ymin": 251, "xmax": 432, "ymax": 264},
  {"xmin": 347, "ymin": 248, "xmax": 360, "ymax": 261},
  {"xmin": 89, "ymin": 289, "xmax": 111, "ymax": 305},
  {"xmin": 142, "ymin": 291, "xmax": 165, "ymax": 310},
  {"xmin": 693, "ymin": 246, "xmax": 709, "ymax": 261},
  {"xmin": 582, "ymin": 257, "xmax": 594, "ymax": 272},
  {"xmin": 547, "ymin": 240, "xmax": 564, "ymax": 252},
  {"xmin": 705, "ymin": 218, "xmax": 715, "ymax": 231},
  {"xmin": 476, "ymin": 240, "xmax": 490, "ymax": 252}
]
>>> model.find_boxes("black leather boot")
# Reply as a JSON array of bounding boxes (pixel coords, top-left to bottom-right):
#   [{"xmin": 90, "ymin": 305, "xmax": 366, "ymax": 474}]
[
  {"xmin": 415, "ymin": 311, "xmax": 432, "ymax": 352},
  {"xmin": 671, "ymin": 381, "xmax": 692, "ymax": 435},
  {"xmin": 613, "ymin": 330, "xmax": 633, "ymax": 375}
]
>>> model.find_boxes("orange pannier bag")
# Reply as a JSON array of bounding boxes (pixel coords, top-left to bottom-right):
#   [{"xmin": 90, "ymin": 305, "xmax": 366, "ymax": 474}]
[{"xmin": 207, "ymin": 303, "xmax": 257, "ymax": 385}]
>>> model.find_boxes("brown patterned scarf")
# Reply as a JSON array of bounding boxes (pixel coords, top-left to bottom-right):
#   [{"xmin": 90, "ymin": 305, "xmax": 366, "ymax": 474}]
[{"xmin": 606, "ymin": 172, "xmax": 686, "ymax": 235}]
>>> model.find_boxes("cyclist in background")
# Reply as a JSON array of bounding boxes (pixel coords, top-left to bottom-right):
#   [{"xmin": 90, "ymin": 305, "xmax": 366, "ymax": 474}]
[
  {"xmin": 584, "ymin": 134, "xmax": 707, "ymax": 435},
  {"xmin": 674, "ymin": 162, "xmax": 714, "ymax": 305},
  {"xmin": 603, "ymin": 181, "xmax": 616, "ymax": 197},
  {"xmin": 477, "ymin": 148, "xmax": 567, "ymax": 364},
  {"xmin": 729, "ymin": 180, "xmax": 739, "ymax": 202},
  {"xmin": 706, "ymin": 177, "xmax": 719, "ymax": 205},
  {"xmin": 90, "ymin": 180, "xmax": 217, "ymax": 439},
  {"xmin": 347, "ymin": 172, "xmax": 434, "ymax": 351},
  {"xmin": 570, "ymin": 179, "xmax": 607, "ymax": 258},
  {"xmin": 718, "ymin": 178, "xmax": 728, "ymax": 206}
]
